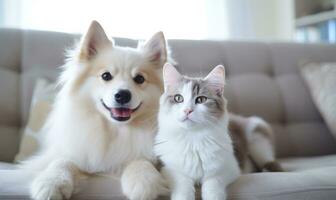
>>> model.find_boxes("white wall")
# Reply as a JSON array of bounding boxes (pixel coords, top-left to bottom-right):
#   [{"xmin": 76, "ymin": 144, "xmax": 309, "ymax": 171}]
[{"xmin": 226, "ymin": 0, "xmax": 295, "ymax": 40}]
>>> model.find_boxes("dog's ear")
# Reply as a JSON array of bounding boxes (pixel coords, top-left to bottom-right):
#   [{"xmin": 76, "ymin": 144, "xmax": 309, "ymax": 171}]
[
  {"xmin": 141, "ymin": 32, "xmax": 167, "ymax": 64},
  {"xmin": 79, "ymin": 20, "xmax": 112, "ymax": 61}
]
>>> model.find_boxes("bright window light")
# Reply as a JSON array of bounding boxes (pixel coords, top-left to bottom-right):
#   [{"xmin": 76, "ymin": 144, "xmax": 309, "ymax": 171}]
[{"xmin": 1, "ymin": 0, "xmax": 229, "ymax": 39}]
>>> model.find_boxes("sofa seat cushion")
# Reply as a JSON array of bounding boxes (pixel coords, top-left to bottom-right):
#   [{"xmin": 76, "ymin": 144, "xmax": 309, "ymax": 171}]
[
  {"xmin": 280, "ymin": 154, "xmax": 336, "ymax": 171},
  {"xmin": 229, "ymin": 166, "xmax": 336, "ymax": 200},
  {"xmin": 1, "ymin": 159, "xmax": 336, "ymax": 200},
  {"xmin": 0, "ymin": 162, "xmax": 16, "ymax": 170},
  {"xmin": 0, "ymin": 168, "xmax": 125, "ymax": 200}
]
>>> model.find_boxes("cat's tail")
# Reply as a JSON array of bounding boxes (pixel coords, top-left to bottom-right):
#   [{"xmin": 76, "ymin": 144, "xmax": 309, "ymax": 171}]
[{"xmin": 245, "ymin": 116, "xmax": 284, "ymax": 172}]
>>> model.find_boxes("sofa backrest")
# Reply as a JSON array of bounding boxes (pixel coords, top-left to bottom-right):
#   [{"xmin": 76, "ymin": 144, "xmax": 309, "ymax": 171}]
[
  {"xmin": 0, "ymin": 28, "xmax": 335, "ymax": 162},
  {"xmin": 170, "ymin": 40, "xmax": 336, "ymax": 158},
  {"xmin": 0, "ymin": 29, "xmax": 22, "ymax": 161}
]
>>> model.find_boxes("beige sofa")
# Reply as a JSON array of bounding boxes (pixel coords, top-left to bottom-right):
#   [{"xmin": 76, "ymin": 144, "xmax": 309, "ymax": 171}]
[{"xmin": 0, "ymin": 28, "xmax": 336, "ymax": 199}]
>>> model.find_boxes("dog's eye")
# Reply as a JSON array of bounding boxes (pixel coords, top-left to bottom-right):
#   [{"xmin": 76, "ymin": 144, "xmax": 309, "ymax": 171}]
[
  {"xmin": 195, "ymin": 96, "xmax": 207, "ymax": 104},
  {"xmin": 101, "ymin": 72, "xmax": 113, "ymax": 81},
  {"xmin": 133, "ymin": 74, "xmax": 145, "ymax": 84},
  {"xmin": 174, "ymin": 94, "xmax": 184, "ymax": 103}
]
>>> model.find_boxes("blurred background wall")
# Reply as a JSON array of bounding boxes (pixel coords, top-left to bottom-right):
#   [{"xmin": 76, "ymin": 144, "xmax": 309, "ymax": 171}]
[{"xmin": 0, "ymin": 0, "xmax": 335, "ymax": 43}]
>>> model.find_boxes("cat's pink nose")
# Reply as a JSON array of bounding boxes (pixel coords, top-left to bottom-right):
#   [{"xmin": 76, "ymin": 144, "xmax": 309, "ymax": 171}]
[{"xmin": 184, "ymin": 108, "xmax": 193, "ymax": 115}]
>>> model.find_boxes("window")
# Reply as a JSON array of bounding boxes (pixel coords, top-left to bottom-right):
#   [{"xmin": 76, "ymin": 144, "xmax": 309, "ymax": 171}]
[{"xmin": 0, "ymin": 0, "xmax": 229, "ymax": 39}]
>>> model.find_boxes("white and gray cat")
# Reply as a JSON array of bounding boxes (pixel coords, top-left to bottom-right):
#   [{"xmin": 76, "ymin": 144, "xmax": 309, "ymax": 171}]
[{"xmin": 154, "ymin": 63, "xmax": 282, "ymax": 200}]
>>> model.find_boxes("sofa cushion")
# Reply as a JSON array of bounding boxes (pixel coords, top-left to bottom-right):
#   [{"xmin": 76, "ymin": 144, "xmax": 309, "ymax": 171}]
[
  {"xmin": 221, "ymin": 41, "xmax": 273, "ymax": 76},
  {"xmin": 1, "ymin": 28, "xmax": 336, "ymax": 161},
  {"xmin": 276, "ymin": 74, "xmax": 322, "ymax": 123},
  {"xmin": 0, "ymin": 29, "xmax": 22, "ymax": 72},
  {"xmin": 229, "ymin": 166, "xmax": 336, "ymax": 200},
  {"xmin": 0, "ymin": 162, "xmax": 15, "ymax": 170},
  {"xmin": 280, "ymin": 154, "xmax": 336, "ymax": 171},
  {"xmin": 168, "ymin": 40, "xmax": 225, "ymax": 77},
  {"xmin": 0, "ymin": 126, "xmax": 20, "ymax": 162},
  {"xmin": 227, "ymin": 74, "xmax": 284, "ymax": 123},
  {"xmin": 20, "ymin": 68, "xmax": 60, "ymax": 125},
  {"xmin": 300, "ymin": 62, "xmax": 336, "ymax": 139},
  {"xmin": 1, "ymin": 163, "xmax": 336, "ymax": 200},
  {"xmin": 168, "ymin": 39, "xmax": 336, "ymax": 158},
  {"xmin": 0, "ymin": 69, "xmax": 20, "ymax": 126},
  {"xmin": 15, "ymin": 79, "xmax": 57, "ymax": 161},
  {"xmin": 273, "ymin": 122, "xmax": 336, "ymax": 157}
]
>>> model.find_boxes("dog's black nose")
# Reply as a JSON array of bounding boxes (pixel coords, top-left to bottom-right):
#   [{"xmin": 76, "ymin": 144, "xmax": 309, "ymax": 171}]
[{"xmin": 115, "ymin": 90, "xmax": 132, "ymax": 104}]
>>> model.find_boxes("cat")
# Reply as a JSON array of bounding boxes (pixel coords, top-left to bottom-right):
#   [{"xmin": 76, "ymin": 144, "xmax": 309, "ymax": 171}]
[{"xmin": 154, "ymin": 63, "xmax": 240, "ymax": 200}]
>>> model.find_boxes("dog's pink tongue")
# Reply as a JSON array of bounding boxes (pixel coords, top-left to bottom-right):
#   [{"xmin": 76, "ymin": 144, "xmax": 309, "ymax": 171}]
[{"xmin": 111, "ymin": 108, "xmax": 132, "ymax": 117}]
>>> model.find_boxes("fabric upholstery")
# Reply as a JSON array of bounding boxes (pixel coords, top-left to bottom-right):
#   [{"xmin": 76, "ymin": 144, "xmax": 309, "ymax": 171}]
[
  {"xmin": 228, "ymin": 166, "xmax": 336, "ymax": 200},
  {"xmin": 169, "ymin": 39, "xmax": 336, "ymax": 157},
  {"xmin": 272, "ymin": 122, "xmax": 336, "ymax": 157},
  {"xmin": 300, "ymin": 62, "xmax": 336, "ymax": 138},
  {"xmin": 0, "ymin": 126, "xmax": 20, "ymax": 162},
  {"xmin": 1, "ymin": 163, "xmax": 336, "ymax": 200},
  {"xmin": 275, "ymin": 74, "xmax": 322, "ymax": 123},
  {"xmin": 0, "ymin": 29, "xmax": 22, "ymax": 72},
  {"xmin": 0, "ymin": 69, "xmax": 20, "ymax": 126},
  {"xmin": 0, "ymin": 28, "xmax": 335, "ymax": 159},
  {"xmin": 15, "ymin": 79, "xmax": 57, "ymax": 161},
  {"xmin": 227, "ymin": 74, "xmax": 284, "ymax": 122},
  {"xmin": 1, "ymin": 28, "xmax": 336, "ymax": 199},
  {"xmin": 0, "ymin": 162, "xmax": 15, "ymax": 170},
  {"xmin": 279, "ymin": 154, "xmax": 336, "ymax": 171}
]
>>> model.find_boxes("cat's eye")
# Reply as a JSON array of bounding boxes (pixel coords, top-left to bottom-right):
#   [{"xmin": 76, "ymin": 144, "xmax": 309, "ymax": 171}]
[
  {"xmin": 174, "ymin": 94, "xmax": 184, "ymax": 103},
  {"xmin": 101, "ymin": 72, "xmax": 113, "ymax": 81},
  {"xmin": 133, "ymin": 74, "xmax": 145, "ymax": 84},
  {"xmin": 195, "ymin": 96, "xmax": 207, "ymax": 104}
]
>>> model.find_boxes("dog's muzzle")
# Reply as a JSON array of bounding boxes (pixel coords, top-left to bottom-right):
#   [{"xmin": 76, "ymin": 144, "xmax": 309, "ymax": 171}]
[{"xmin": 101, "ymin": 100, "xmax": 142, "ymax": 121}]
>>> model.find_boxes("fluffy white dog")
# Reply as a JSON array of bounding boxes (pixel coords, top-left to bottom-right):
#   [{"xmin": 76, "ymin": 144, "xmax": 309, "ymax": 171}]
[{"xmin": 23, "ymin": 21, "xmax": 169, "ymax": 200}]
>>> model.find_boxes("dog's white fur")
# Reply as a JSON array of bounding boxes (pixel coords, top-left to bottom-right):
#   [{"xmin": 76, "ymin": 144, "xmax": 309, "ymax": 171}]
[{"xmin": 23, "ymin": 21, "xmax": 169, "ymax": 200}]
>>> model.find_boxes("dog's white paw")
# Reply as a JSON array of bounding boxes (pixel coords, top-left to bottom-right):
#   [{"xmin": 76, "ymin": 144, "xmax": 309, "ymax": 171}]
[
  {"xmin": 121, "ymin": 160, "xmax": 168, "ymax": 200},
  {"xmin": 30, "ymin": 170, "xmax": 74, "ymax": 200}
]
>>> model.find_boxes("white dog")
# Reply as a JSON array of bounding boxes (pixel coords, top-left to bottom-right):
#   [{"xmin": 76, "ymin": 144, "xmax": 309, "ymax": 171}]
[{"xmin": 23, "ymin": 21, "xmax": 169, "ymax": 200}]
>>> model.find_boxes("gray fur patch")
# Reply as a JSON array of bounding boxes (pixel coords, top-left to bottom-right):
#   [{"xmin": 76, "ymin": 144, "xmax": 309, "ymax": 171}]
[{"xmin": 163, "ymin": 75, "xmax": 226, "ymax": 119}]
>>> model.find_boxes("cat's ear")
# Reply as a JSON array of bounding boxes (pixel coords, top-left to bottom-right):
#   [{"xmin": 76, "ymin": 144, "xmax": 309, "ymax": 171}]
[
  {"xmin": 163, "ymin": 63, "xmax": 181, "ymax": 90},
  {"xmin": 79, "ymin": 20, "xmax": 112, "ymax": 61},
  {"xmin": 141, "ymin": 32, "xmax": 167, "ymax": 63},
  {"xmin": 204, "ymin": 65, "xmax": 225, "ymax": 95}
]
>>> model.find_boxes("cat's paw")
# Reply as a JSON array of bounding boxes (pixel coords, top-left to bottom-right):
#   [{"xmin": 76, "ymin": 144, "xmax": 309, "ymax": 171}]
[
  {"xmin": 202, "ymin": 178, "xmax": 227, "ymax": 200},
  {"xmin": 171, "ymin": 192, "xmax": 195, "ymax": 200},
  {"xmin": 30, "ymin": 170, "xmax": 74, "ymax": 200},
  {"xmin": 202, "ymin": 192, "xmax": 226, "ymax": 200},
  {"xmin": 121, "ymin": 160, "xmax": 168, "ymax": 200}
]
